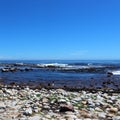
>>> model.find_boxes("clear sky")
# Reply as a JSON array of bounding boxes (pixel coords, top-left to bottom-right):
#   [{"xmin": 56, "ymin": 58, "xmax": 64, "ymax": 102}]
[{"xmin": 0, "ymin": 0, "xmax": 120, "ymax": 60}]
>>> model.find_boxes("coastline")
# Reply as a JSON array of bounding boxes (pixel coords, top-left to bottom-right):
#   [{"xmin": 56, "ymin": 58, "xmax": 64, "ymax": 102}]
[
  {"xmin": 0, "ymin": 60, "xmax": 120, "ymax": 91},
  {"xmin": 1, "ymin": 82, "xmax": 120, "ymax": 93},
  {"xmin": 0, "ymin": 60, "xmax": 120, "ymax": 119},
  {"xmin": 0, "ymin": 84, "xmax": 120, "ymax": 120}
]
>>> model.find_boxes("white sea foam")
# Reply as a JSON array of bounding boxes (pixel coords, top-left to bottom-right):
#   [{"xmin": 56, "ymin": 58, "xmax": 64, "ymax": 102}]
[
  {"xmin": 37, "ymin": 63, "xmax": 106, "ymax": 70},
  {"xmin": 111, "ymin": 70, "xmax": 120, "ymax": 75},
  {"xmin": 16, "ymin": 63, "xmax": 24, "ymax": 65},
  {"xmin": 37, "ymin": 63, "xmax": 68, "ymax": 68}
]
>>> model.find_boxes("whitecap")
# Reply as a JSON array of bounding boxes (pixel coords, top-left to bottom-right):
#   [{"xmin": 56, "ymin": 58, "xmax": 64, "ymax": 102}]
[
  {"xmin": 37, "ymin": 63, "xmax": 68, "ymax": 68},
  {"xmin": 112, "ymin": 70, "xmax": 120, "ymax": 75}
]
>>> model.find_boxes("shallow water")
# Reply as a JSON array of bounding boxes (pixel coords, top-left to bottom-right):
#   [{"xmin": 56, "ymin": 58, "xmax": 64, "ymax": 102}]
[{"xmin": 0, "ymin": 60, "xmax": 120, "ymax": 89}]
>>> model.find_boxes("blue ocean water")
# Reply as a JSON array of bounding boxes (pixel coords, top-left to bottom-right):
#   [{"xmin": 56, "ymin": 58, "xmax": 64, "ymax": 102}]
[{"xmin": 0, "ymin": 60, "xmax": 120, "ymax": 89}]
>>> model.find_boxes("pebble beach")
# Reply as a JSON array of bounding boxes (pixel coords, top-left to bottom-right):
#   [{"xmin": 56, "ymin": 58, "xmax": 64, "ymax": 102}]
[{"xmin": 0, "ymin": 85, "xmax": 120, "ymax": 120}]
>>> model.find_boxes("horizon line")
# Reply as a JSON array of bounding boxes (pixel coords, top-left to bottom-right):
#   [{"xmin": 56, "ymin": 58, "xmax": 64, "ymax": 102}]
[{"xmin": 0, "ymin": 59, "xmax": 120, "ymax": 61}]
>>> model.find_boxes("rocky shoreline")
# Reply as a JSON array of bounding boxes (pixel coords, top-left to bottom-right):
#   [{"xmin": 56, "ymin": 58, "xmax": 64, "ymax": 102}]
[
  {"xmin": 1, "ymin": 62, "xmax": 120, "ymax": 92},
  {"xmin": 0, "ymin": 85, "xmax": 120, "ymax": 120}
]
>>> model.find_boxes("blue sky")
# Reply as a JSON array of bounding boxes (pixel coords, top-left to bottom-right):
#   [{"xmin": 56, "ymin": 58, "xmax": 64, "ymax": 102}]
[{"xmin": 0, "ymin": 0, "xmax": 120, "ymax": 60}]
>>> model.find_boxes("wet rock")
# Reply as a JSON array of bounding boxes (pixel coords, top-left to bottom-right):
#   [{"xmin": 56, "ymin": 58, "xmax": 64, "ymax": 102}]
[
  {"xmin": 25, "ymin": 68, "xmax": 33, "ymax": 71},
  {"xmin": 107, "ymin": 72, "xmax": 113, "ymax": 77}
]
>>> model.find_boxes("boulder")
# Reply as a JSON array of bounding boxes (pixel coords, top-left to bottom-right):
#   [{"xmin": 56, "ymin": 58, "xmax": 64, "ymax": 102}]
[{"xmin": 59, "ymin": 104, "xmax": 74, "ymax": 112}]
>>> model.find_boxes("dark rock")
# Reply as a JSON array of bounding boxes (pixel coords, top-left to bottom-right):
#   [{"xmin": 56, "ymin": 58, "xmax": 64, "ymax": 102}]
[
  {"xmin": 107, "ymin": 72, "xmax": 113, "ymax": 76},
  {"xmin": 10, "ymin": 68, "xmax": 17, "ymax": 72},
  {"xmin": 9, "ymin": 82, "xmax": 16, "ymax": 86},
  {"xmin": 25, "ymin": 68, "xmax": 33, "ymax": 71},
  {"xmin": 59, "ymin": 104, "xmax": 74, "ymax": 112},
  {"xmin": 20, "ymin": 69, "xmax": 24, "ymax": 72}
]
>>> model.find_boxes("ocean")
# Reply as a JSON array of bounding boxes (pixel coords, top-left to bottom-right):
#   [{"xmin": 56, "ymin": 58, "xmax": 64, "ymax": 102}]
[{"xmin": 0, "ymin": 60, "xmax": 120, "ymax": 90}]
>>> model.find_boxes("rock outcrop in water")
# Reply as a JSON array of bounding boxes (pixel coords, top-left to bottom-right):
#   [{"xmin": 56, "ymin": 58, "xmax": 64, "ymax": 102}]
[{"xmin": 1, "ymin": 67, "xmax": 33, "ymax": 72}]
